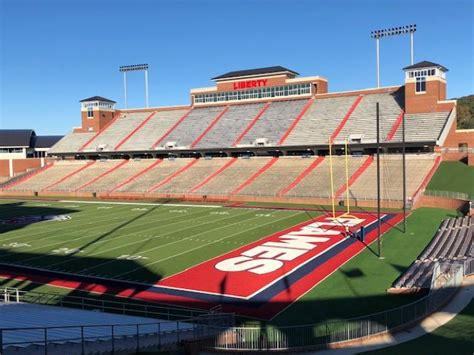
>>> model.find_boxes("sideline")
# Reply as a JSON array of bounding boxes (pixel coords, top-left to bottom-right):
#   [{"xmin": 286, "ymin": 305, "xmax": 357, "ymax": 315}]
[
  {"xmin": 58, "ymin": 199, "xmax": 222, "ymax": 208},
  {"xmin": 313, "ymin": 275, "xmax": 474, "ymax": 354}
]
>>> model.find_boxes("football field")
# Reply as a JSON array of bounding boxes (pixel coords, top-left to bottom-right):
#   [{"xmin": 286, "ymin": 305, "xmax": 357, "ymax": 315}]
[
  {"xmin": 0, "ymin": 199, "xmax": 453, "ymax": 322},
  {"xmin": 0, "ymin": 199, "xmax": 320, "ymax": 283}
]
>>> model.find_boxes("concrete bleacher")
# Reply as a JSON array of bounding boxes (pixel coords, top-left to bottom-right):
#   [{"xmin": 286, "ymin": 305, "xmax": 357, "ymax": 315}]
[
  {"xmin": 116, "ymin": 158, "xmax": 192, "ymax": 193},
  {"xmin": 390, "ymin": 111, "xmax": 450, "ymax": 143},
  {"xmin": 45, "ymin": 160, "xmax": 119, "ymax": 192},
  {"xmin": 119, "ymin": 109, "xmax": 188, "ymax": 151},
  {"xmin": 284, "ymin": 96, "xmax": 355, "ymax": 146},
  {"xmin": 0, "ymin": 302, "xmax": 193, "ymax": 354},
  {"xmin": 6, "ymin": 161, "xmax": 88, "ymax": 192},
  {"xmin": 236, "ymin": 99, "xmax": 308, "ymax": 146},
  {"xmin": 48, "ymin": 132, "xmax": 95, "ymax": 154},
  {"xmin": 193, "ymin": 103, "xmax": 264, "ymax": 148},
  {"xmin": 285, "ymin": 156, "xmax": 364, "ymax": 198},
  {"xmin": 393, "ymin": 216, "xmax": 473, "ymax": 289},
  {"xmin": 155, "ymin": 107, "xmax": 227, "ymax": 149},
  {"xmin": 82, "ymin": 112, "xmax": 152, "ymax": 151},
  {"xmin": 348, "ymin": 154, "xmax": 436, "ymax": 201},
  {"xmin": 192, "ymin": 157, "xmax": 272, "ymax": 195},
  {"xmin": 78, "ymin": 159, "xmax": 152, "ymax": 192},
  {"xmin": 334, "ymin": 92, "xmax": 404, "ymax": 144},
  {"xmin": 236, "ymin": 157, "xmax": 318, "ymax": 196},
  {"xmin": 152, "ymin": 158, "xmax": 228, "ymax": 193}
]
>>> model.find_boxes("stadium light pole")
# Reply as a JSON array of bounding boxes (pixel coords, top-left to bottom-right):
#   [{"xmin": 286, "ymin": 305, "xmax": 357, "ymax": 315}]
[
  {"xmin": 371, "ymin": 24, "xmax": 417, "ymax": 87},
  {"xmin": 119, "ymin": 64, "xmax": 150, "ymax": 108},
  {"xmin": 376, "ymin": 102, "xmax": 382, "ymax": 258}
]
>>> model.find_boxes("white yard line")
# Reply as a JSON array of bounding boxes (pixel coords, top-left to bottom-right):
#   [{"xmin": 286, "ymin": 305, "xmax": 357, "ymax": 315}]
[{"xmin": 116, "ymin": 212, "xmax": 302, "ymax": 277}]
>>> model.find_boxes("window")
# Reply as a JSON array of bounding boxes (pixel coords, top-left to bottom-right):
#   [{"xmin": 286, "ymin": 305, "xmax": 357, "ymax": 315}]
[
  {"xmin": 416, "ymin": 77, "xmax": 426, "ymax": 93},
  {"xmin": 87, "ymin": 108, "xmax": 94, "ymax": 118},
  {"xmin": 458, "ymin": 143, "xmax": 468, "ymax": 152}
]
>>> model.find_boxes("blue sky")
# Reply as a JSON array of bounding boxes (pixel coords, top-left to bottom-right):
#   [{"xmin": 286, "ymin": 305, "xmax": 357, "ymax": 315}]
[{"xmin": 0, "ymin": 0, "xmax": 473, "ymax": 135}]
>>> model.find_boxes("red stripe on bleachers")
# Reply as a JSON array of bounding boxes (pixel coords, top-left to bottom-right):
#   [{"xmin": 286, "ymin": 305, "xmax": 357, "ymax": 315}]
[
  {"xmin": 412, "ymin": 156, "xmax": 442, "ymax": 200},
  {"xmin": 148, "ymin": 159, "xmax": 199, "ymax": 192},
  {"xmin": 75, "ymin": 160, "xmax": 129, "ymax": 191},
  {"xmin": 230, "ymin": 157, "xmax": 278, "ymax": 195},
  {"xmin": 79, "ymin": 112, "xmax": 121, "ymax": 151},
  {"xmin": 189, "ymin": 158, "xmax": 237, "ymax": 193},
  {"xmin": 330, "ymin": 95, "xmax": 364, "ymax": 143},
  {"xmin": 190, "ymin": 106, "xmax": 229, "ymax": 148},
  {"xmin": 232, "ymin": 102, "xmax": 271, "ymax": 147},
  {"xmin": 41, "ymin": 161, "xmax": 96, "ymax": 191},
  {"xmin": 278, "ymin": 98, "xmax": 315, "ymax": 145},
  {"xmin": 114, "ymin": 112, "xmax": 157, "ymax": 150},
  {"xmin": 335, "ymin": 155, "xmax": 374, "ymax": 198},
  {"xmin": 110, "ymin": 159, "xmax": 163, "ymax": 193},
  {"xmin": 385, "ymin": 110, "xmax": 405, "ymax": 142},
  {"xmin": 152, "ymin": 108, "xmax": 193, "ymax": 148},
  {"xmin": 278, "ymin": 156, "xmax": 325, "ymax": 196},
  {"xmin": 2, "ymin": 163, "xmax": 54, "ymax": 190}
]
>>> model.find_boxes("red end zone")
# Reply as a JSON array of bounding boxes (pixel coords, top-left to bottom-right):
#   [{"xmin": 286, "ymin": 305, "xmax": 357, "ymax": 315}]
[{"xmin": 0, "ymin": 211, "xmax": 403, "ymax": 320}]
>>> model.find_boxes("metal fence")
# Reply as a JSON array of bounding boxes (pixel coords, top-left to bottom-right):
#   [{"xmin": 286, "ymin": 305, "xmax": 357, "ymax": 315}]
[
  {"xmin": 210, "ymin": 264, "xmax": 464, "ymax": 351},
  {"xmin": 0, "ymin": 288, "xmax": 234, "ymax": 354},
  {"xmin": 424, "ymin": 189, "xmax": 472, "ymax": 201}
]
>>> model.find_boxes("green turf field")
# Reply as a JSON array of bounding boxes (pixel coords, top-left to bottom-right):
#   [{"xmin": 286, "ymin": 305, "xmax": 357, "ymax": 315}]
[
  {"xmin": 426, "ymin": 161, "xmax": 474, "ymax": 197},
  {"xmin": 0, "ymin": 199, "xmax": 460, "ymax": 325},
  {"xmin": 0, "ymin": 199, "xmax": 320, "ymax": 283}
]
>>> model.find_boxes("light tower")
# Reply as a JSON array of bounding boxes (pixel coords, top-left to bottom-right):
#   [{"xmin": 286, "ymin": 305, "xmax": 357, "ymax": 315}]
[{"xmin": 119, "ymin": 64, "xmax": 149, "ymax": 108}]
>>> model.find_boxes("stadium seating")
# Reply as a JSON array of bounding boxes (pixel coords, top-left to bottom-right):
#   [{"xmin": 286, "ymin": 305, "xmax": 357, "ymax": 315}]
[
  {"xmin": 283, "ymin": 96, "xmax": 356, "ymax": 145},
  {"xmin": 0, "ymin": 302, "xmax": 192, "ymax": 353},
  {"xmin": 285, "ymin": 156, "xmax": 364, "ymax": 198},
  {"xmin": 44, "ymin": 160, "xmax": 119, "ymax": 192},
  {"xmin": 235, "ymin": 156, "xmax": 322, "ymax": 196},
  {"xmin": 333, "ymin": 92, "xmax": 404, "ymax": 144},
  {"xmin": 115, "ymin": 158, "xmax": 193, "ymax": 193},
  {"xmin": 348, "ymin": 154, "xmax": 436, "ymax": 201},
  {"xmin": 81, "ymin": 112, "xmax": 151, "ymax": 151},
  {"xmin": 48, "ymin": 131, "xmax": 95, "ymax": 153},
  {"xmin": 7, "ymin": 161, "xmax": 88, "ymax": 192},
  {"xmin": 78, "ymin": 159, "xmax": 152, "ymax": 192},
  {"xmin": 119, "ymin": 109, "xmax": 188, "ymax": 151},
  {"xmin": 191, "ymin": 157, "xmax": 272, "ymax": 195},
  {"xmin": 151, "ymin": 158, "xmax": 228, "ymax": 194},
  {"xmin": 390, "ymin": 111, "xmax": 451, "ymax": 142},
  {"xmin": 393, "ymin": 216, "xmax": 473, "ymax": 289},
  {"xmin": 193, "ymin": 103, "xmax": 264, "ymax": 148},
  {"xmin": 235, "ymin": 99, "xmax": 308, "ymax": 146},
  {"xmin": 154, "ymin": 107, "xmax": 228, "ymax": 149},
  {"xmin": 3, "ymin": 154, "xmax": 439, "ymax": 202}
]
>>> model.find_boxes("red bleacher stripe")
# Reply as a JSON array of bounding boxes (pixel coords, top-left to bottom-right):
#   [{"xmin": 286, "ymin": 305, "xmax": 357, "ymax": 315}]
[
  {"xmin": 189, "ymin": 158, "xmax": 237, "ymax": 193},
  {"xmin": 278, "ymin": 156, "xmax": 325, "ymax": 196},
  {"xmin": 230, "ymin": 157, "xmax": 278, "ymax": 195},
  {"xmin": 190, "ymin": 106, "xmax": 229, "ymax": 148},
  {"xmin": 278, "ymin": 98, "xmax": 315, "ymax": 145},
  {"xmin": 110, "ymin": 159, "xmax": 163, "ymax": 193},
  {"xmin": 412, "ymin": 156, "xmax": 442, "ymax": 200},
  {"xmin": 41, "ymin": 161, "xmax": 96, "ymax": 191},
  {"xmin": 75, "ymin": 159, "xmax": 130, "ymax": 191},
  {"xmin": 114, "ymin": 112, "xmax": 157, "ymax": 150},
  {"xmin": 232, "ymin": 102, "xmax": 271, "ymax": 146},
  {"xmin": 152, "ymin": 108, "xmax": 193, "ymax": 148},
  {"xmin": 335, "ymin": 155, "xmax": 374, "ymax": 198},
  {"xmin": 2, "ymin": 163, "xmax": 54, "ymax": 190},
  {"xmin": 385, "ymin": 110, "xmax": 405, "ymax": 142},
  {"xmin": 79, "ymin": 112, "xmax": 121, "ymax": 151},
  {"xmin": 330, "ymin": 95, "xmax": 364, "ymax": 143},
  {"xmin": 148, "ymin": 159, "xmax": 199, "ymax": 192}
]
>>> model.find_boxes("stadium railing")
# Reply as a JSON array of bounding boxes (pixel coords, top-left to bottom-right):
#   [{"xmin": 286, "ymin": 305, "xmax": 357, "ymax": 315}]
[
  {"xmin": 0, "ymin": 287, "xmax": 234, "ymax": 353},
  {"xmin": 424, "ymin": 189, "xmax": 473, "ymax": 201},
  {"xmin": 205, "ymin": 261, "xmax": 465, "ymax": 351}
]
